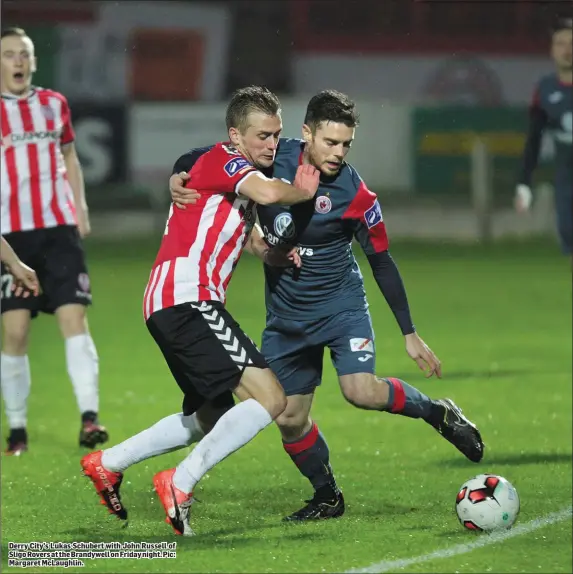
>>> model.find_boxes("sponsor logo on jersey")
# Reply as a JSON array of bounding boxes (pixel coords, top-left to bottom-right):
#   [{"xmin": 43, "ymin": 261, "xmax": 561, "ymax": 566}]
[
  {"xmin": 5, "ymin": 130, "xmax": 60, "ymax": 146},
  {"xmin": 549, "ymin": 91, "xmax": 563, "ymax": 104},
  {"xmin": 349, "ymin": 338, "xmax": 374, "ymax": 353},
  {"xmin": 315, "ymin": 195, "xmax": 332, "ymax": 214},
  {"xmin": 273, "ymin": 212, "xmax": 296, "ymax": 240},
  {"xmin": 364, "ymin": 200, "xmax": 383, "ymax": 229},
  {"xmin": 224, "ymin": 156, "xmax": 251, "ymax": 177}
]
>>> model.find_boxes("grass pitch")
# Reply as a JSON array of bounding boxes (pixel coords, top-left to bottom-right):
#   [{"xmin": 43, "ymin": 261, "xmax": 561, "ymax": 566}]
[{"xmin": 2, "ymin": 238, "xmax": 572, "ymax": 573}]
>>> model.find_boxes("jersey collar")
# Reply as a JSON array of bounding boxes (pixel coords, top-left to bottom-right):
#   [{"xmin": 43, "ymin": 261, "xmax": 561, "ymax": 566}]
[{"xmin": 1, "ymin": 86, "xmax": 37, "ymax": 101}]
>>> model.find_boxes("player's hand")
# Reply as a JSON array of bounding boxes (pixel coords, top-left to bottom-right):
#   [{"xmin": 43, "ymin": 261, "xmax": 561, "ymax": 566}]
[
  {"xmin": 8, "ymin": 261, "xmax": 40, "ymax": 298},
  {"xmin": 263, "ymin": 246, "xmax": 302, "ymax": 268},
  {"xmin": 294, "ymin": 164, "xmax": 320, "ymax": 199},
  {"xmin": 170, "ymin": 172, "xmax": 200, "ymax": 209},
  {"xmin": 405, "ymin": 332, "xmax": 442, "ymax": 379},
  {"xmin": 77, "ymin": 215, "xmax": 91, "ymax": 238},
  {"xmin": 514, "ymin": 184, "xmax": 533, "ymax": 213}
]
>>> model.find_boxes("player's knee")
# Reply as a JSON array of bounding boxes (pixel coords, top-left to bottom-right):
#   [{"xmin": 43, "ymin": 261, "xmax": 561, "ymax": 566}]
[
  {"xmin": 340, "ymin": 374, "xmax": 388, "ymax": 410},
  {"xmin": 56, "ymin": 304, "xmax": 88, "ymax": 339},
  {"xmin": 275, "ymin": 397, "xmax": 311, "ymax": 440},
  {"xmin": 276, "ymin": 411, "xmax": 309, "ymax": 441},
  {"xmin": 237, "ymin": 368, "xmax": 287, "ymax": 420},
  {"xmin": 262, "ymin": 388, "xmax": 287, "ymax": 421},
  {"xmin": 2, "ymin": 314, "xmax": 31, "ymax": 355}
]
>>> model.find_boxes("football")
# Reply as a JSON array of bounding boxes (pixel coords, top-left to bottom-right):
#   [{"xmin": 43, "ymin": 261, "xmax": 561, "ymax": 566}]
[{"xmin": 455, "ymin": 474, "xmax": 520, "ymax": 532}]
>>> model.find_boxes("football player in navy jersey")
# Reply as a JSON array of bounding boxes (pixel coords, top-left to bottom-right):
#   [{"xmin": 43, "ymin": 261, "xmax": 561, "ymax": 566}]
[
  {"xmin": 516, "ymin": 16, "xmax": 572, "ymax": 261},
  {"xmin": 171, "ymin": 90, "xmax": 485, "ymax": 522}
]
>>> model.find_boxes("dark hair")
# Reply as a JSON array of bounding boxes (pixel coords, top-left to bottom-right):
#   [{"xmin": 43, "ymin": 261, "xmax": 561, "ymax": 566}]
[
  {"xmin": 304, "ymin": 90, "xmax": 359, "ymax": 132},
  {"xmin": 1, "ymin": 27, "xmax": 27, "ymax": 40},
  {"xmin": 551, "ymin": 15, "xmax": 572, "ymax": 35},
  {"xmin": 225, "ymin": 86, "xmax": 281, "ymax": 133}
]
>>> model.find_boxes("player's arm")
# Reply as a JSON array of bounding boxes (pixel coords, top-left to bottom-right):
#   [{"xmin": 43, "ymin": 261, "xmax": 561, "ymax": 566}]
[
  {"xmin": 60, "ymin": 98, "xmax": 89, "ymax": 236},
  {"xmin": 515, "ymin": 85, "xmax": 548, "ymax": 211},
  {"xmin": 237, "ymin": 164, "xmax": 318, "ymax": 206},
  {"xmin": 244, "ymin": 223, "xmax": 302, "ymax": 268},
  {"xmin": 344, "ymin": 180, "xmax": 440, "ymax": 377},
  {"xmin": 0, "ymin": 237, "xmax": 40, "ymax": 297}
]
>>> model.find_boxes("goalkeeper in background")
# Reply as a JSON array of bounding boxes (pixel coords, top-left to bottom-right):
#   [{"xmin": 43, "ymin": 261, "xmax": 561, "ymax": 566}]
[{"xmin": 515, "ymin": 15, "xmax": 572, "ymax": 262}]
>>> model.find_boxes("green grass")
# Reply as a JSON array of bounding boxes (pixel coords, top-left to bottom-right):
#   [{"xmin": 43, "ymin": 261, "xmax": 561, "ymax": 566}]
[{"xmin": 2, "ymin": 238, "xmax": 572, "ymax": 574}]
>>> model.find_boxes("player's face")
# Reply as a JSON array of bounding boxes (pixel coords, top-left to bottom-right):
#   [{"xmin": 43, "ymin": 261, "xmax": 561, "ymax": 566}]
[
  {"xmin": 302, "ymin": 121, "xmax": 355, "ymax": 177},
  {"xmin": 0, "ymin": 35, "xmax": 36, "ymax": 96},
  {"xmin": 229, "ymin": 112, "xmax": 282, "ymax": 169},
  {"xmin": 551, "ymin": 29, "xmax": 572, "ymax": 72}
]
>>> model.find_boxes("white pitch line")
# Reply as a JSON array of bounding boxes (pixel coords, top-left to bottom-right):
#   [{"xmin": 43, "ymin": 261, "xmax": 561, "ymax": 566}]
[{"xmin": 345, "ymin": 506, "xmax": 573, "ymax": 574}]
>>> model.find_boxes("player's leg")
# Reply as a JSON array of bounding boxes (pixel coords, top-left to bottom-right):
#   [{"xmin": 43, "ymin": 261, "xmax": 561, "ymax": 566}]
[
  {"xmin": 98, "ymin": 393, "xmax": 234, "ymax": 473},
  {"xmin": 44, "ymin": 225, "xmax": 106, "ymax": 448},
  {"xmin": 262, "ymin": 314, "xmax": 344, "ymax": 521},
  {"xmin": 81, "ymin": 305, "xmax": 235, "ymax": 522},
  {"xmin": 330, "ymin": 310, "xmax": 484, "ymax": 463},
  {"xmin": 0, "ymin": 231, "xmax": 41, "ymax": 455},
  {"xmin": 149, "ymin": 302, "xmax": 285, "ymax": 535}
]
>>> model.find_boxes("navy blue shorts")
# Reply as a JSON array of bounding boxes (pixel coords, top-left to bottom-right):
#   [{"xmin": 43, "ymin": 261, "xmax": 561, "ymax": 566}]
[
  {"xmin": 261, "ymin": 308, "xmax": 375, "ymax": 396},
  {"xmin": 554, "ymin": 182, "xmax": 572, "ymax": 255}
]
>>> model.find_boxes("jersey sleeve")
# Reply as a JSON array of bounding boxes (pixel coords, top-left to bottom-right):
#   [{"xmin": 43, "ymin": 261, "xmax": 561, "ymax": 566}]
[
  {"xmin": 198, "ymin": 145, "xmax": 259, "ymax": 195},
  {"xmin": 60, "ymin": 96, "xmax": 75, "ymax": 145},
  {"xmin": 517, "ymin": 82, "xmax": 548, "ymax": 186},
  {"xmin": 342, "ymin": 177, "xmax": 389, "ymax": 255}
]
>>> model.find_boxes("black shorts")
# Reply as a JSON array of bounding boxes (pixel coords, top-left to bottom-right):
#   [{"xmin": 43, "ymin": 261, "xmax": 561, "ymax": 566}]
[
  {"xmin": 146, "ymin": 301, "xmax": 268, "ymax": 416},
  {"xmin": 1, "ymin": 225, "xmax": 92, "ymax": 318}
]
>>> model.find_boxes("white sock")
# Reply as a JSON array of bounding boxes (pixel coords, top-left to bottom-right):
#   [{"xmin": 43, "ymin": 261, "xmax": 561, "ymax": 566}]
[
  {"xmin": 1, "ymin": 353, "xmax": 31, "ymax": 429},
  {"xmin": 173, "ymin": 398, "xmax": 273, "ymax": 494},
  {"xmin": 65, "ymin": 334, "xmax": 99, "ymax": 415},
  {"xmin": 102, "ymin": 412, "xmax": 205, "ymax": 473}
]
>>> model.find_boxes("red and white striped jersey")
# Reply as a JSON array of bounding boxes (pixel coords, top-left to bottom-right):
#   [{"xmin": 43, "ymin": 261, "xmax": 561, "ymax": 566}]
[
  {"xmin": 143, "ymin": 143, "xmax": 259, "ymax": 320},
  {"xmin": 1, "ymin": 87, "xmax": 77, "ymax": 234}
]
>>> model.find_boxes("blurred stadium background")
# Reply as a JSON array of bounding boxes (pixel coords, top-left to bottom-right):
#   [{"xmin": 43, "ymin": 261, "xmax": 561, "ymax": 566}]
[{"xmin": 1, "ymin": 0, "xmax": 563, "ymax": 243}]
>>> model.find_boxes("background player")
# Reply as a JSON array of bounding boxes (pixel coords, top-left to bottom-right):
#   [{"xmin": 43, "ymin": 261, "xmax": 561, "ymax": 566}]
[
  {"xmin": 515, "ymin": 15, "xmax": 572, "ymax": 262},
  {"xmin": 171, "ymin": 90, "xmax": 484, "ymax": 522},
  {"xmin": 81, "ymin": 87, "xmax": 320, "ymax": 536},
  {"xmin": 0, "ymin": 27, "xmax": 106, "ymax": 454},
  {"xmin": 0, "ymin": 237, "xmax": 39, "ymax": 297}
]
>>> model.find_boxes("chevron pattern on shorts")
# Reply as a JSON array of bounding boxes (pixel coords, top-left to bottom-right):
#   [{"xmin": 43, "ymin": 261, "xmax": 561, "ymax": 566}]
[{"xmin": 190, "ymin": 302, "xmax": 253, "ymax": 368}]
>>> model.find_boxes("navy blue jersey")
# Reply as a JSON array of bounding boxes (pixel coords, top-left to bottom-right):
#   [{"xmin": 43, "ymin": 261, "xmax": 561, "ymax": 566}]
[
  {"xmin": 535, "ymin": 74, "xmax": 572, "ymax": 176},
  {"xmin": 520, "ymin": 74, "xmax": 572, "ymax": 186},
  {"xmin": 257, "ymin": 138, "xmax": 389, "ymax": 320}
]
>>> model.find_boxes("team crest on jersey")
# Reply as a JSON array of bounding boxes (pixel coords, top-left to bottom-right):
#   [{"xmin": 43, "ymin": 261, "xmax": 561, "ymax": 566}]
[
  {"xmin": 224, "ymin": 157, "xmax": 251, "ymax": 177},
  {"xmin": 364, "ymin": 200, "xmax": 383, "ymax": 229},
  {"xmin": 273, "ymin": 212, "xmax": 296, "ymax": 240},
  {"xmin": 315, "ymin": 195, "xmax": 332, "ymax": 214}
]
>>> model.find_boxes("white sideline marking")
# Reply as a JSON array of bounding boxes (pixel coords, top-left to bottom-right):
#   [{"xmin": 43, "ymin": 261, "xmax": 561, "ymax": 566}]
[{"xmin": 345, "ymin": 506, "xmax": 572, "ymax": 573}]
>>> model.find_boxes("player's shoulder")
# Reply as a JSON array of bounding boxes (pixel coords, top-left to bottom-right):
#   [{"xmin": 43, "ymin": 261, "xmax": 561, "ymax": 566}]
[
  {"xmin": 535, "ymin": 73, "xmax": 560, "ymax": 94},
  {"xmin": 34, "ymin": 86, "xmax": 69, "ymax": 105},
  {"xmin": 172, "ymin": 144, "xmax": 216, "ymax": 174}
]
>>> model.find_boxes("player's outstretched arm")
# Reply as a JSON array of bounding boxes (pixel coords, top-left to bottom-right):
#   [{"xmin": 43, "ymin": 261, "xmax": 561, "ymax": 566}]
[
  {"xmin": 0, "ymin": 238, "xmax": 40, "ymax": 297},
  {"xmin": 238, "ymin": 164, "xmax": 319, "ymax": 206}
]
